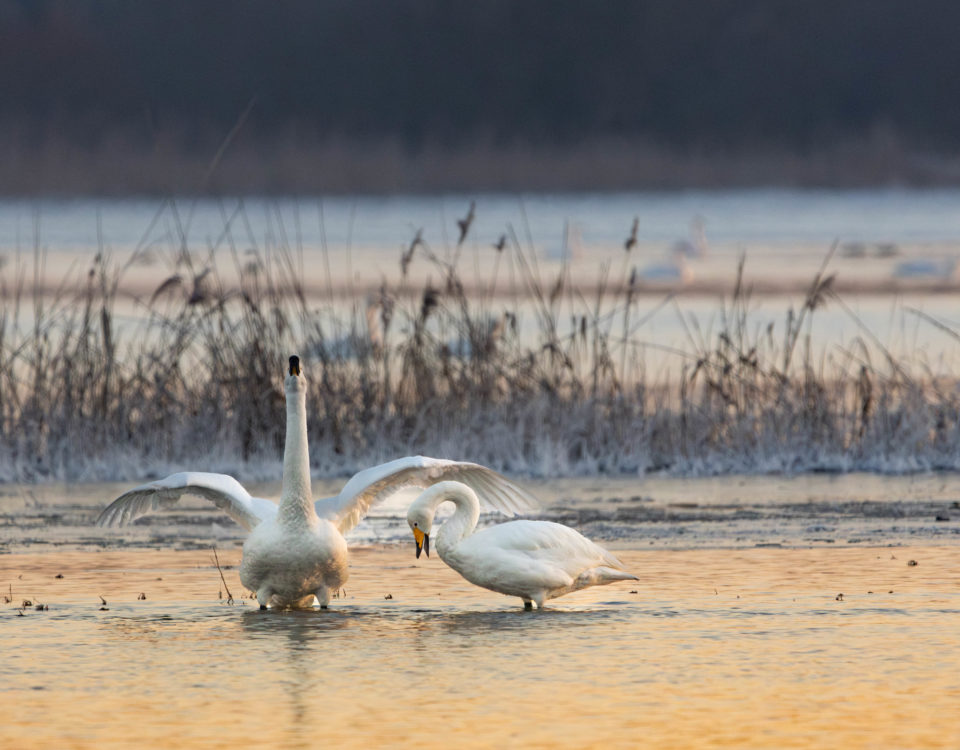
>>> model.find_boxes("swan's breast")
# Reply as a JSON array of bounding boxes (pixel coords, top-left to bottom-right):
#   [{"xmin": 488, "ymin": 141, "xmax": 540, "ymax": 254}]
[{"xmin": 239, "ymin": 518, "xmax": 348, "ymax": 593}]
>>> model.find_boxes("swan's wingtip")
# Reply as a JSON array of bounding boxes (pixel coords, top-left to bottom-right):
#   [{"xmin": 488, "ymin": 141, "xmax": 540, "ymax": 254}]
[{"xmin": 94, "ymin": 509, "xmax": 117, "ymax": 528}]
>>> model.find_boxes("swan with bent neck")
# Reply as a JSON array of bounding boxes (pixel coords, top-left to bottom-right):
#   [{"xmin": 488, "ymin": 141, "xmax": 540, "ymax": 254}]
[
  {"xmin": 97, "ymin": 356, "xmax": 539, "ymax": 610},
  {"xmin": 407, "ymin": 481, "xmax": 638, "ymax": 609}
]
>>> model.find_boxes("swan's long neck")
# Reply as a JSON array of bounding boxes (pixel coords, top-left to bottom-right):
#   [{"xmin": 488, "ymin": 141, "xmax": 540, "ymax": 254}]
[
  {"xmin": 414, "ymin": 482, "xmax": 481, "ymax": 558},
  {"xmin": 278, "ymin": 381, "xmax": 316, "ymax": 527}
]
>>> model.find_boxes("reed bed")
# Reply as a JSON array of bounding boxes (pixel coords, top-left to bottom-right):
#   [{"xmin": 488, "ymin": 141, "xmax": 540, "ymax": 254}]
[{"xmin": 1, "ymin": 210, "xmax": 959, "ymax": 483}]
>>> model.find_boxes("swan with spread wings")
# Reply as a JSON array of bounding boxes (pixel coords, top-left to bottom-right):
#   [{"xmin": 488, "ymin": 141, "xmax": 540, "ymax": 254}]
[{"xmin": 96, "ymin": 355, "xmax": 538, "ymax": 609}]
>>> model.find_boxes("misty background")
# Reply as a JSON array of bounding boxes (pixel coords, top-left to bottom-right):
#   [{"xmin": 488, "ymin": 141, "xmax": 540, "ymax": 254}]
[{"xmin": 2, "ymin": 0, "xmax": 959, "ymax": 194}]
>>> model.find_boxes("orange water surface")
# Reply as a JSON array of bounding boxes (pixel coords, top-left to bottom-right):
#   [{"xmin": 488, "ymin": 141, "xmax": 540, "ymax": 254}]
[{"xmin": 2, "ymin": 545, "xmax": 958, "ymax": 749}]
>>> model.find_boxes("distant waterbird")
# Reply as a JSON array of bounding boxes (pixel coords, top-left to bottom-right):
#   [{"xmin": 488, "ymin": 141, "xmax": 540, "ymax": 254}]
[
  {"xmin": 636, "ymin": 251, "xmax": 693, "ymax": 285},
  {"xmin": 892, "ymin": 256, "xmax": 957, "ymax": 281},
  {"xmin": 407, "ymin": 481, "xmax": 638, "ymax": 609},
  {"xmin": 97, "ymin": 355, "xmax": 539, "ymax": 609},
  {"xmin": 670, "ymin": 216, "xmax": 709, "ymax": 259},
  {"xmin": 441, "ymin": 311, "xmax": 512, "ymax": 359},
  {"xmin": 308, "ymin": 295, "xmax": 384, "ymax": 361},
  {"xmin": 842, "ymin": 241, "xmax": 900, "ymax": 259}
]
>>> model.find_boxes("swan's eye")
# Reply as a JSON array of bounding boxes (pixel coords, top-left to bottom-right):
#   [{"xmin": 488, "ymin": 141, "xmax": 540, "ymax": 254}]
[{"xmin": 413, "ymin": 522, "xmax": 418, "ymax": 527}]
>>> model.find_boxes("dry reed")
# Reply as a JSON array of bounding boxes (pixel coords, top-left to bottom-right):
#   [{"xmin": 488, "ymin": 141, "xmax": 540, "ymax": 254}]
[{"xmin": 1, "ymin": 207, "xmax": 959, "ymax": 483}]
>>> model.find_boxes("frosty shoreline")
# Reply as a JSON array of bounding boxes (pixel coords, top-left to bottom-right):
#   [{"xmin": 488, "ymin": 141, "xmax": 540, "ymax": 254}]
[
  {"xmin": 4, "ymin": 200, "xmax": 960, "ymax": 485},
  {"xmin": 3, "ymin": 473, "xmax": 958, "ymax": 552}
]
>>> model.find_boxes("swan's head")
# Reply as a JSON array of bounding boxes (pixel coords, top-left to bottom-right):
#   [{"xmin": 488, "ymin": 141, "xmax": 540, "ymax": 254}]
[
  {"xmin": 285, "ymin": 355, "xmax": 306, "ymax": 393},
  {"xmin": 407, "ymin": 510, "xmax": 432, "ymax": 559}
]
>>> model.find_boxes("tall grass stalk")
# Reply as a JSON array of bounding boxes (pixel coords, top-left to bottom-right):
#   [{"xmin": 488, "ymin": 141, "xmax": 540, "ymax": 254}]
[{"xmin": 1, "ymin": 211, "xmax": 959, "ymax": 483}]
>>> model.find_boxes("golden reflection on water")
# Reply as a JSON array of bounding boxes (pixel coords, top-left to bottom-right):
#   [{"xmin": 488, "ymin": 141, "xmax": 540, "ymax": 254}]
[{"xmin": 1, "ymin": 546, "xmax": 959, "ymax": 749}]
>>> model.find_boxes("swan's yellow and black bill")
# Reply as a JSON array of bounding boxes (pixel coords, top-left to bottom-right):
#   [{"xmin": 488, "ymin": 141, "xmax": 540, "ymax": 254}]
[
  {"xmin": 289, "ymin": 355, "xmax": 301, "ymax": 376},
  {"xmin": 413, "ymin": 527, "xmax": 429, "ymax": 558}
]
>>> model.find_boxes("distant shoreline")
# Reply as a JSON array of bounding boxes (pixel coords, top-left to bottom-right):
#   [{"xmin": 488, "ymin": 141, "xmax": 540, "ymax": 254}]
[{"xmin": 3, "ymin": 134, "xmax": 960, "ymax": 196}]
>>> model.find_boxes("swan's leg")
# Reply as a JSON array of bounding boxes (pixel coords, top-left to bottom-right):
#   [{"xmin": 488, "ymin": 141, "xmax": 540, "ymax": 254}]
[
  {"xmin": 522, "ymin": 598, "xmax": 533, "ymax": 611},
  {"xmin": 316, "ymin": 585, "xmax": 331, "ymax": 610},
  {"xmin": 532, "ymin": 592, "xmax": 546, "ymax": 609},
  {"xmin": 256, "ymin": 588, "xmax": 273, "ymax": 610}
]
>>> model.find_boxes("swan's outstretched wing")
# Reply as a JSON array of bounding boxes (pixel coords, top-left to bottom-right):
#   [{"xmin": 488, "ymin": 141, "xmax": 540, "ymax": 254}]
[
  {"xmin": 96, "ymin": 472, "xmax": 278, "ymax": 532},
  {"xmin": 316, "ymin": 456, "xmax": 540, "ymax": 534}
]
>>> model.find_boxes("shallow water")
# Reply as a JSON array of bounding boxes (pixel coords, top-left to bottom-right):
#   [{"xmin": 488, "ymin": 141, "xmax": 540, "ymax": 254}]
[
  {"xmin": 2, "ymin": 546, "xmax": 958, "ymax": 749},
  {"xmin": 2, "ymin": 476, "xmax": 960, "ymax": 747}
]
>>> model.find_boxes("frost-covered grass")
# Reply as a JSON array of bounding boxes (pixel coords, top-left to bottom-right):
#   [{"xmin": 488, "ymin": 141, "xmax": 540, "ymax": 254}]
[{"xmin": 1, "ymin": 226, "xmax": 959, "ymax": 483}]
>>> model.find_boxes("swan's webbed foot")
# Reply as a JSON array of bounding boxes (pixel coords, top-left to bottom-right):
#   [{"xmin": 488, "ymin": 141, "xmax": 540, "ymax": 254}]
[
  {"xmin": 522, "ymin": 599, "xmax": 533, "ymax": 611},
  {"xmin": 259, "ymin": 604, "xmax": 267, "ymax": 611}
]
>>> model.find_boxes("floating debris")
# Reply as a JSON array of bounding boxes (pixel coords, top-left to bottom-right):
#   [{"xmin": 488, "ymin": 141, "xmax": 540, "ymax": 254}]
[
  {"xmin": 54, "ymin": 574, "xmax": 64, "ymax": 579},
  {"xmin": 835, "ymin": 593, "xmax": 844, "ymax": 601},
  {"xmin": 384, "ymin": 594, "xmax": 393, "ymax": 600},
  {"xmin": 137, "ymin": 592, "xmax": 147, "ymax": 600},
  {"xmin": 935, "ymin": 514, "xmax": 950, "ymax": 522},
  {"xmin": 907, "ymin": 560, "xmax": 918, "ymax": 566}
]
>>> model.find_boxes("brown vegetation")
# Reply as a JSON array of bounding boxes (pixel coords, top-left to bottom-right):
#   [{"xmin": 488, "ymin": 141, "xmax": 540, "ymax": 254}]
[{"xmin": 0, "ymin": 216, "xmax": 959, "ymax": 482}]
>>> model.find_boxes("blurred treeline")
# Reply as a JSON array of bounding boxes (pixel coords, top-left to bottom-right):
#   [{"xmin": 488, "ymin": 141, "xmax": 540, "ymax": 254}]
[{"xmin": 2, "ymin": 0, "xmax": 959, "ymax": 192}]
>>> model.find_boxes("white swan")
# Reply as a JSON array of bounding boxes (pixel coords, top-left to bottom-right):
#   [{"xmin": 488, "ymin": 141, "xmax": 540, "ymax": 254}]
[
  {"xmin": 308, "ymin": 295, "xmax": 384, "ymax": 361},
  {"xmin": 636, "ymin": 251, "xmax": 693, "ymax": 285},
  {"xmin": 407, "ymin": 481, "xmax": 638, "ymax": 609},
  {"xmin": 892, "ymin": 256, "xmax": 957, "ymax": 281},
  {"xmin": 671, "ymin": 215, "xmax": 709, "ymax": 259},
  {"xmin": 97, "ymin": 356, "xmax": 539, "ymax": 610}
]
